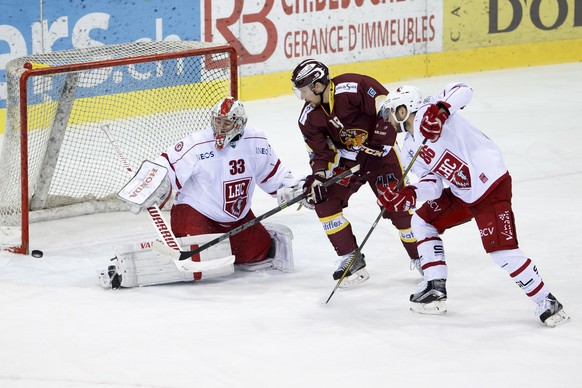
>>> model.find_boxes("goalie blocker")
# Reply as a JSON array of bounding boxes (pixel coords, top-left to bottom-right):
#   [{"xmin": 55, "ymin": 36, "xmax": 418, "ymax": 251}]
[{"xmin": 99, "ymin": 223, "xmax": 294, "ymax": 289}]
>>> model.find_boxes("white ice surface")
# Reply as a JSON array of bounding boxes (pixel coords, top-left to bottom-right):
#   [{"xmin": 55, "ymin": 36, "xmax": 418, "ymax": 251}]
[{"xmin": 1, "ymin": 63, "xmax": 581, "ymax": 387}]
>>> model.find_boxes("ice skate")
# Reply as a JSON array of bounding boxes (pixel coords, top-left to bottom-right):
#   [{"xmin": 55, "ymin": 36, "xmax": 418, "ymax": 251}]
[
  {"xmin": 536, "ymin": 293, "xmax": 570, "ymax": 327},
  {"xmin": 410, "ymin": 279, "xmax": 447, "ymax": 314},
  {"xmin": 98, "ymin": 262, "xmax": 122, "ymax": 289},
  {"xmin": 333, "ymin": 251, "xmax": 369, "ymax": 288}
]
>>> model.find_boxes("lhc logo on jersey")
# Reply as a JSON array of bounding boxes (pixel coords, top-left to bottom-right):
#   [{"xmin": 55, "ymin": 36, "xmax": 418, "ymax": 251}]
[
  {"xmin": 224, "ymin": 178, "xmax": 251, "ymax": 218},
  {"xmin": 433, "ymin": 150, "xmax": 472, "ymax": 189},
  {"xmin": 339, "ymin": 128, "xmax": 368, "ymax": 151}
]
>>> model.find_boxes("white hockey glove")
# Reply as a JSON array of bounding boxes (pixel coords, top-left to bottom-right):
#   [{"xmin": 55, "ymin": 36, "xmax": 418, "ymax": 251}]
[
  {"xmin": 118, "ymin": 160, "xmax": 172, "ymax": 214},
  {"xmin": 276, "ymin": 172, "xmax": 313, "ymax": 210}
]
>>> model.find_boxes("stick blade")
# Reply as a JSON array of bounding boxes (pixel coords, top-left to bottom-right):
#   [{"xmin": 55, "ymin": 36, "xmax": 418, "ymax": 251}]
[{"xmin": 151, "ymin": 240, "xmax": 181, "ymax": 261}]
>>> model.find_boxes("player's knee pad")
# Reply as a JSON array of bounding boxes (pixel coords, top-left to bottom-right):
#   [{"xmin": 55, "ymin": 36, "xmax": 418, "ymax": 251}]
[
  {"xmin": 265, "ymin": 223, "xmax": 294, "ymax": 272},
  {"xmin": 236, "ymin": 223, "xmax": 294, "ymax": 273}
]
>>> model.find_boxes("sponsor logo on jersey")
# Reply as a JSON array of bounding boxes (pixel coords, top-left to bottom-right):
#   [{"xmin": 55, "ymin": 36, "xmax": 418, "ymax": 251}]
[
  {"xmin": 367, "ymin": 87, "xmax": 377, "ymax": 98},
  {"xmin": 224, "ymin": 178, "xmax": 251, "ymax": 218},
  {"xmin": 175, "ymin": 141, "xmax": 184, "ymax": 152},
  {"xmin": 256, "ymin": 146, "xmax": 271, "ymax": 156},
  {"xmin": 432, "ymin": 150, "xmax": 471, "ymax": 190},
  {"xmin": 335, "ymin": 82, "xmax": 358, "ymax": 94},
  {"xmin": 197, "ymin": 151, "xmax": 215, "ymax": 160}
]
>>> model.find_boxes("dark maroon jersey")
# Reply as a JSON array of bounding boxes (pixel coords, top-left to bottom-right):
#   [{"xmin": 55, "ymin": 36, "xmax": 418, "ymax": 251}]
[{"xmin": 297, "ymin": 73, "xmax": 395, "ymax": 173}]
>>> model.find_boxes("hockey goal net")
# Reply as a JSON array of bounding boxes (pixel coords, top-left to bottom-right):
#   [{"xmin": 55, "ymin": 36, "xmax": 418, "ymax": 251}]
[{"xmin": 0, "ymin": 41, "xmax": 238, "ymax": 254}]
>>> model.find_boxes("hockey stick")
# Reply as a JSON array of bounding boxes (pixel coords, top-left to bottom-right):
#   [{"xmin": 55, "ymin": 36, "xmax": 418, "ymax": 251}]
[
  {"xmin": 153, "ymin": 164, "xmax": 361, "ymax": 262},
  {"xmin": 102, "ymin": 125, "xmax": 231, "ymax": 272},
  {"xmin": 325, "ymin": 139, "xmax": 428, "ymax": 304},
  {"xmin": 101, "ymin": 125, "xmax": 179, "ymax": 247}
]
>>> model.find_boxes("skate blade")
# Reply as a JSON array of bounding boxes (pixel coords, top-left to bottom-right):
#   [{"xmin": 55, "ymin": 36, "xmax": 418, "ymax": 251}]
[
  {"xmin": 543, "ymin": 309, "xmax": 571, "ymax": 328},
  {"xmin": 410, "ymin": 300, "xmax": 447, "ymax": 315},
  {"xmin": 339, "ymin": 268, "xmax": 370, "ymax": 289}
]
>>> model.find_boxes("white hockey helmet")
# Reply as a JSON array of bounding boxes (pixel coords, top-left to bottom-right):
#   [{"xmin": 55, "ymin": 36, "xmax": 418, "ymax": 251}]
[
  {"xmin": 382, "ymin": 86, "xmax": 423, "ymax": 124},
  {"xmin": 211, "ymin": 97, "xmax": 248, "ymax": 149}
]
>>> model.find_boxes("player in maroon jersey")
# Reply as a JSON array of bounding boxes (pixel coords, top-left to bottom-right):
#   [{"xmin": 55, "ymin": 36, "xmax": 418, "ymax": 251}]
[{"xmin": 291, "ymin": 59, "xmax": 419, "ymax": 286}]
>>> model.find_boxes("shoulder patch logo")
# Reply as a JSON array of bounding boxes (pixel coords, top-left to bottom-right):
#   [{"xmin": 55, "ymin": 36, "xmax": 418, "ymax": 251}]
[{"xmin": 367, "ymin": 87, "xmax": 377, "ymax": 98}]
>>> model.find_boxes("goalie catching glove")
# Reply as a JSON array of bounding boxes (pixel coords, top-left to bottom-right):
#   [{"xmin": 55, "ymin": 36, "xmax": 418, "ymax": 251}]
[{"xmin": 118, "ymin": 160, "xmax": 172, "ymax": 214}]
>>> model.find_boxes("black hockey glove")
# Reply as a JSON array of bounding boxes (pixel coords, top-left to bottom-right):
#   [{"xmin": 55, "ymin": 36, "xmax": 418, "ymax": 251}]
[{"xmin": 303, "ymin": 173, "xmax": 327, "ymax": 205}]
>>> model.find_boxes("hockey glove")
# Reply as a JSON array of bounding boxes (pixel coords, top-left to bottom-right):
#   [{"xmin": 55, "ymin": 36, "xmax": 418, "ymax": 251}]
[
  {"xmin": 377, "ymin": 185, "xmax": 417, "ymax": 212},
  {"xmin": 277, "ymin": 178, "xmax": 306, "ymax": 206},
  {"xmin": 303, "ymin": 172, "xmax": 327, "ymax": 205},
  {"xmin": 118, "ymin": 160, "xmax": 172, "ymax": 214},
  {"xmin": 356, "ymin": 144, "xmax": 388, "ymax": 175},
  {"xmin": 420, "ymin": 101, "xmax": 451, "ymax": 142}
]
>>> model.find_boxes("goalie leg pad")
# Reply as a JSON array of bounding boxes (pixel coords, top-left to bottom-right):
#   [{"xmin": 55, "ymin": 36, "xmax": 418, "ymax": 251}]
[
  {"xmin": 176, "ymin": 234, "xmax": 235, "ymax": 271},
  {"xmin": 99, "ymin": 237, "xmax": 235, "ymax": 288},
  {"xmin": 235, "ymin": 223, "xmax": 294, "ymax": 273},
  {"xmin": 265, "ymin": 222, "xmax": 294, "ymax": 272}
]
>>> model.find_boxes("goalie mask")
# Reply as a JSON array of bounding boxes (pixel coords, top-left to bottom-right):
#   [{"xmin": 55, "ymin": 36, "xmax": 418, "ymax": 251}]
[{"xmin": 211, "ymin": 97, "xmax": 248, "ymax": 149}]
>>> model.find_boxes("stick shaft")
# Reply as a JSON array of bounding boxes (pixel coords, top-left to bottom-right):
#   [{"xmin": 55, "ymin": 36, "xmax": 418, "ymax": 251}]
[
  {"xmin": 325, "ymin": 139, "xmax": 428, "ymax": 303},
  {"xmin": 102, "ymin": 125, "xmax": 180, "ymax": 250},
  {"xmin": 177, "ymin": 165, "xmax": 360, "ymax": 261}
]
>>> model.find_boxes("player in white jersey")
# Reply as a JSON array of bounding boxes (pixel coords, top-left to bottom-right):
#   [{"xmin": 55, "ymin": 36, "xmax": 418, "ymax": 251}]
[
  {"xmin": 156, "ymin": 97, "xmax": 298, "ymax": 266},
  {"xmin": 376, "ymin": 83, "xmax": 570, "ymax": 327},
  {"xmin": 100, "ymin": 97, "xmax": 300, "ymax": 289}
]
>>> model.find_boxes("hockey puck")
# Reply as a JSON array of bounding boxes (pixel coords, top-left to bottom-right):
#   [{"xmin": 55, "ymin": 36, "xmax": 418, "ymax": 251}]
[{"xmin": 31, "ymin": 250, "xmax": 44, "ymax": 258}]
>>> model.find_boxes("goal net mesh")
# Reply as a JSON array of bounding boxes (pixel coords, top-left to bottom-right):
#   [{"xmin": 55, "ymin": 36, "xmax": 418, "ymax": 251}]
[{"xmin": 0, "ymin": 41, "xmax": 235, "ymax": 250}]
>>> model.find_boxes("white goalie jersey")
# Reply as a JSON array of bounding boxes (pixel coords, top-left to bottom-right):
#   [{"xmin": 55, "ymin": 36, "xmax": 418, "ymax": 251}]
[{"xmin": 155, "ymin": 126, "xmax": 292, "ymax": 223}]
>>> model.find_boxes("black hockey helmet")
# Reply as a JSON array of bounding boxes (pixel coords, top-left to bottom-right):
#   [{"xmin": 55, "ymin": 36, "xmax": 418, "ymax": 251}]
[{"xmin": 291, "ymin": 59, "xmax": 330, "ymax": 89}]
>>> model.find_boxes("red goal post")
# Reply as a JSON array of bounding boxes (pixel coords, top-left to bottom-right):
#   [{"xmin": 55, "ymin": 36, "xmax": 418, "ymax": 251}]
[{"xmin": 0, "ymin": 41, "xmax": 238, "ymax": 254}]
